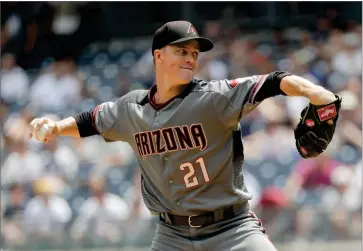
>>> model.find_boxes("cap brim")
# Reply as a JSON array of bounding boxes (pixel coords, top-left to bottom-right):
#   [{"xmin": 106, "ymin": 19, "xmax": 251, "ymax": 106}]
[{"xmin": 169, "ymin": 37, "xmax": 214, "ymax": 52}]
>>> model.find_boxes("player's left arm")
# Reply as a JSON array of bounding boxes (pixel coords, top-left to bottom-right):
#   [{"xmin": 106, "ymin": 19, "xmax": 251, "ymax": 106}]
[
  {"xmin": 212, "ymin": 71, "xmax": 341, "ymax": 159},
  {"xmin": 279, "ymin": 75, "xmax": 336, "ymax": 105},
  {"xmin": 278, "ymin": 74, "xmax": 342, "ymax": 159}
]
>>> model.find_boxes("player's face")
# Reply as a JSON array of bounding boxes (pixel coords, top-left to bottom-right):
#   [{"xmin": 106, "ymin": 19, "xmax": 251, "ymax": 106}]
[{"xmin": 162, "ymin": 40, "xmax": 200, "ymax": 84}]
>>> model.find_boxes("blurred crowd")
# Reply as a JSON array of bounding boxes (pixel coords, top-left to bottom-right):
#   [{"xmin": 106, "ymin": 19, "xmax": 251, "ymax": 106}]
[{"xmin": 1, "ymin": 4, "xmax": 362, "ymax": 250}]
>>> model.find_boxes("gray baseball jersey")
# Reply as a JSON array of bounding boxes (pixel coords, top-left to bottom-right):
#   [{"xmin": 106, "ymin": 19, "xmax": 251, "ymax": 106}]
[{"xmin": 92, "ymin": 75, "xmax": 269, "ymax": 215}]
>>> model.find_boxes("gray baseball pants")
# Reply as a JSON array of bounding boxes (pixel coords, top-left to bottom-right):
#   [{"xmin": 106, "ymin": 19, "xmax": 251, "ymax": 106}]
[{"xmin": 150, "ymin": 210, "xmax": 277, "ymax": 251}]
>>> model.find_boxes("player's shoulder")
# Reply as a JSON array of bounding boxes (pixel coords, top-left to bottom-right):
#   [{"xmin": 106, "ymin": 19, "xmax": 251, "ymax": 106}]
[
  {"xmin": 191, "ymin": 78, "xmax": 223, "ymax": 93},
  {"xmin": 192, "ymin": 76, "xmax": 255, "ymax": 94},
  {"xmin": 116, "ymin": 89, "xmax": 149, "ymax": 105}
]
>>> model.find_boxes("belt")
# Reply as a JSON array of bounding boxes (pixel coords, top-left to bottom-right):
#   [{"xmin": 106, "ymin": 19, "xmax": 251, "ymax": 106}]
[{"xmin": 159, "ymin": 202, "xmax": 249, "ymax": 228}]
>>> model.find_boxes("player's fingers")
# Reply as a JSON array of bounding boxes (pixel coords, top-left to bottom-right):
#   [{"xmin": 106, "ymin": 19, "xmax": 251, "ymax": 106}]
[
  {"xmin": 299, "ymin": 135, "xmax": 311, "ymax": 146},
  {"xmin": 29, "ymin": 118, "xmax": 49, "ymax": 140},
  {"xmin": 306, "ymin": 131, "xmax": 318, "ymax": 140},
  {"xmin": 29, "ymin": 120, "xmax": 37, "ymax": 139},
  {"xmin": 44, "ymin": 127, "xmax": 54, "ymax": 139},
  {"xmin": 34, "ymin": 121, "xmax": 42, "ymax": 131},
  {"xmin": 306, "ymin": 132, "xmax": 328, "ymax": 149},
  {"xmin": 28, "ymin": 132, "xmax": 33, "ymax": 139},
  {"xmin": 37, "ymin": 118, "xmax": 48, "ymax": 127},
  {"xmin": 29, "ymin": 118, "xmax": 39, "ymax": 131},
  {"xmin": 317, "ymin": 138, "xmax": 328, "ymax": 149},
  {"xmin": 327, "ymin": 119, "xmax": 334, "ymax": 125},
  {"xmin": 29, "ymin": 118, "xmax": 39, "ymax": 125},
  {"xmin": 30, "ymin": 118, "xmax": 42, "ymax": 138},
  {"xmin": 32, "ymin": 122, "xmax": 40, "ymax": 135},
  {"xmin": 34, "ymin": 118, "xmax": 48, "ymax": 132},
  {"xmin": 44, "ymin": 130, "xmax": 57, "ymax": 144}
]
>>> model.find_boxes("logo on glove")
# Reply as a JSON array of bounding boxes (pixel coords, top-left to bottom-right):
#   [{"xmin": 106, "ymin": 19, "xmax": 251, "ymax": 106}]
[
  {"xmin": 305, "ymin": 119, "xmax": 315, "ymax": 127},
  {"xmin": 317, "ymin": 104, "xmax": 337, "ymax": 121},
  {"xmin": 300, "ymin": 146, "xmax": 308, "ymax": 155}
]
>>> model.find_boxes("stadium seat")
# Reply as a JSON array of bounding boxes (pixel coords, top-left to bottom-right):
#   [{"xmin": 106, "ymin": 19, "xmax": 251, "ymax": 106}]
[
  {"xmin": 258, "ymin": 161, "xmax": 278, "ymax": 187},
  {"xmin": 71, "ymin": 196, "xmax": 86, "ymax": 212},
  {"xmin": 119, "ymin": 51, "xmax": 138, "ymax": 69},
  {"xmin": 92, "ymin": 53, "xmax": 110, "ymax": 70},
  {"xmin": 103, "ymin": 64, "xmax": 120, "ymax": 80},
  {"xmin": 337, "ymin": 144, "xmax": 361, "ymax": 165}
]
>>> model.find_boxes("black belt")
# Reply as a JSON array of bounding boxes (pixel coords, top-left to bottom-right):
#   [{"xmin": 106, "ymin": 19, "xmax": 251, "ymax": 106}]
[{"xmin": 159, "ymin": 202, "xmax": 249, "ymax": 228}]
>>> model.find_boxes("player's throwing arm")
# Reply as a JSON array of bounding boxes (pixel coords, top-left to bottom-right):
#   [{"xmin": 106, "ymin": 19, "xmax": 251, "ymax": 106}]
[{"xmin": 29, "ymin": 117, "xmax": 80, "ymax": 143}]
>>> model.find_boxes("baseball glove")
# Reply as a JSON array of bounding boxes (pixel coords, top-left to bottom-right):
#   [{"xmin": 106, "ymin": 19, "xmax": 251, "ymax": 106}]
[{"xmin": 294, "ymin": 95, "xmax": 342, "ymax": 159}]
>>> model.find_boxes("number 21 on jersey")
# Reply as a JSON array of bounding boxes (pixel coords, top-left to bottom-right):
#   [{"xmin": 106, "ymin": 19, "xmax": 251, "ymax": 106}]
[{"xmin": 180, "ymin": 157, "xmax": 210, "ymax": 188}]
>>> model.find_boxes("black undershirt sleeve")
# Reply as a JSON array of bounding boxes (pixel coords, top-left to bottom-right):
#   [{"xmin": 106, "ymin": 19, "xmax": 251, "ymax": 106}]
[
  {"xmin": 73, "ymin": 109, "xmax": 99, "ymax": 137},
  {"xmin": 253, "ymin": 71, "xmax": 292, "ymax": 102}
]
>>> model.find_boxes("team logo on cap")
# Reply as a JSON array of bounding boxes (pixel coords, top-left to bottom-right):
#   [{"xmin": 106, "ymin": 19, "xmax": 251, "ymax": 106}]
[{"xmin": 187, "ymin": 24, "xmax": 198, "ymax": 35}]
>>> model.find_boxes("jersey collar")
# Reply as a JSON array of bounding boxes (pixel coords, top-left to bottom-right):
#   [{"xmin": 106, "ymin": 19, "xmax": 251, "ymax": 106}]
[{"xmin": 147, "ymin": 80, "xmax": 198, "ymax": 110}]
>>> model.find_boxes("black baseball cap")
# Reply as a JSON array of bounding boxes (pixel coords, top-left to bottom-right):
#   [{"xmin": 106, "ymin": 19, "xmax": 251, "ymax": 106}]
[{"xmin": 152, "ymin": 20, "xmax": 214, "ymax": 56}]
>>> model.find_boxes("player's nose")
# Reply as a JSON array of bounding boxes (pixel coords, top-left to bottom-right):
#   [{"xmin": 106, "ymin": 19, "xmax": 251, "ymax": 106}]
[{"xmin": 183, "ymin": 58, "xmax": 196, "ymax": 69}]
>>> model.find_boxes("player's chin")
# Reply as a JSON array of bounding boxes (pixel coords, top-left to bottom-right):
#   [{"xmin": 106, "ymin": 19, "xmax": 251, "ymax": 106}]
[{"xmin": 179, "ymin": 71, "xmax": 194, "ymax": 83}]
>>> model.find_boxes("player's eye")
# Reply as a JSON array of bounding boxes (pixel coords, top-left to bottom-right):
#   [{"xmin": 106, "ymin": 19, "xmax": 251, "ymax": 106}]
[
  {"xmin": 176, "ymin": 49, "xmax": 199, "ymax": 60},
  {"xmin": 192, "ymin": 52, "xmax": 199, "ymax": 60},
  {"xmin": 177, "ymin": 49, "xmax": 187, "ymax": 55}
]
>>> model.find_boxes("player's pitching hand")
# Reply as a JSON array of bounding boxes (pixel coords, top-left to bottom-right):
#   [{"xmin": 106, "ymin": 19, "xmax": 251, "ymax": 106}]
[{"xmin": 29, "ymin": 117, "xmax": 58, "ymax": 143}]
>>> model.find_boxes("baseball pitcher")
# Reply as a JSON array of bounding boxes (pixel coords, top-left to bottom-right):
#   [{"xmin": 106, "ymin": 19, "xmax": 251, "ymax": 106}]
[{"xmin": 29, "ymin": 21, "xmax": 341, "ymax": 251}]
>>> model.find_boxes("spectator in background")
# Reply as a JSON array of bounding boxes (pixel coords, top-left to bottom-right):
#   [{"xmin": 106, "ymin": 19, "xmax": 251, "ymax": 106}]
[
  {"xmin": 2, "ymin": 184, "xmax": 27, "ymax": 247},
  {"xmin": 29, "ymin": 57, "xmax": 82, "ymax": 113},
  {"xmin": 0, "ymin": 53, "xmax": 29, "ymax": 105},
  {"xmin": 124, "ymin": 169, "xmax": 155, "ymax": 245},
  {"xmin": 117, "ymin": 74, "xmax": 132, "ymax": 97},
  {"xmin": 23, "ymin": 177, "xmax": 72, "ymax": 246},
  {"xmin": 71, "ymin": 135, "xmax": 135, "ymax": 171},
  {"xmin": 242, "ymin": 100, "xmax": 296, "ymax": 160},
  {"xmin": 331, "ymin": 32, "xmax": 362, "ymax": 78},
  {"xmin": 39, "ymin": 114, "xmax": 79, "ymax": 184},
  {"xmin": 1, "ymin": 129, "xmax": 43, "ymax": 187},
  {"xmin": 0, "ymin": 99, "xmax": 9, "ymax": 122},
  {"xmin": 3, "ymin": 184, "xmax": 26, "ymax": 221},
  {"xmin": 254, "ymin": 186, "xmax": 289, "ymax": 241},
  {"xmin": 243, "ymin": 170, "xmax": 262, "ymax": 210},
  {"xmin": 313, "ymin": 17, "xmax": 332, "ymax": 44},
  {"xmin": 1, "ymin": 100, "xmax": 38, "ymax": 169},
  {"xmin": 320, "ymin": 165, "xmax": 362, "ymax": 239},
  {"xmin": 203, "ymin": 21, "xmax": 222, "ymax": 43},
  {"xmin": 48, "ymin": 2, "xmax": 83, "ymax": 37},
  {"xmin": 334, "ymin": 89, "xmax": 362, "ymax": 150},
  {"xmin": 70, "ymin": 175, "xmax": 130, "ymax": 246},
  {"xmin": 284, "ymin": 154, "xmax": 345, "ymax": 241},
  {"xmin": 0, "ymin": 2, "xmax": 39, "ymax": 55}
]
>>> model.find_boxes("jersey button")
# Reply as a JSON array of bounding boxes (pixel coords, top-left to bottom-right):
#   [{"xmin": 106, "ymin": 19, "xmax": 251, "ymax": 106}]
[
  {"xmin": 176, "ymin": 201, "xmax": 181, "ymax": 206},
  {"xmin": 169, "ymin": 179, "xmax": 173, "ymax": 184},
  {"xmin": 164, "ymin": 156, "xmax": 168, "ymax": 161},
  {"xmin": 155, "ymin": 121, "xmax": 159, "ymax": 126},
  {"xmin": 156, "ymin": 112, "xmax": 160, "ymax": 116}
]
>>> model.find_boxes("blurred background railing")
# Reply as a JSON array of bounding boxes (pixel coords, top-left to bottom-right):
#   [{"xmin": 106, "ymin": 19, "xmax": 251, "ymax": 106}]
[{"xmin": 0, "ymin": 2, "xmax": 361, "ymax": 251}]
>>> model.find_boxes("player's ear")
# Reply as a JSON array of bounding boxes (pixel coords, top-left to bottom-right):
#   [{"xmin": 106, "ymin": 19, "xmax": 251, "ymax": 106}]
[{"xmin": 154, "ymin": 49, "xmax": 162, "ymax": 64}]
